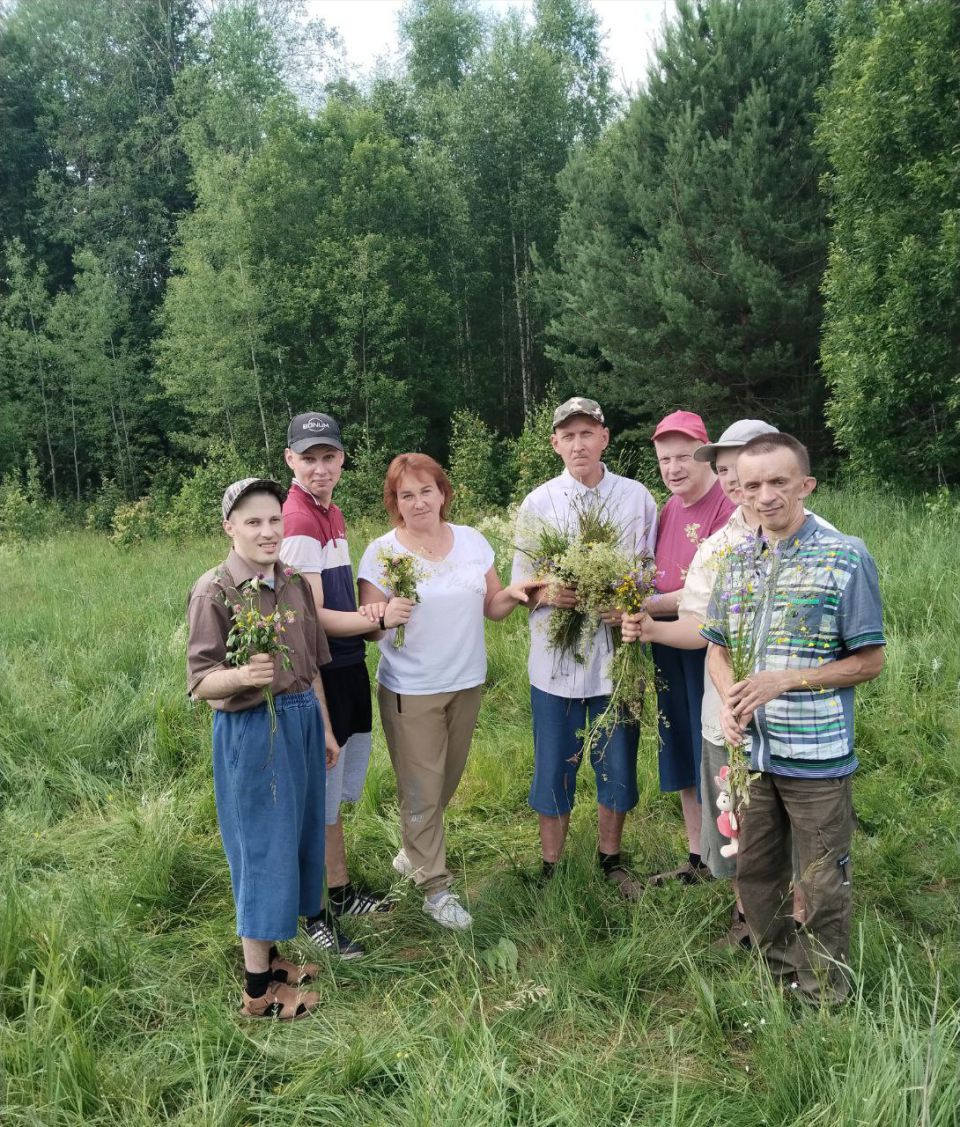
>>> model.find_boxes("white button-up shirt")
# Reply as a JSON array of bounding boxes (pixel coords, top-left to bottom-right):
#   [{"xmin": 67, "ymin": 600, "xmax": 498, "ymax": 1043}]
[{"xmin": 512, "ymin": 466, "xmax": 658, "ymax": 699}]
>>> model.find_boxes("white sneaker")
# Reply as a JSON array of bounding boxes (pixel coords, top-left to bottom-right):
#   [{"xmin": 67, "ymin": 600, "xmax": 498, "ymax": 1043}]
[
  {"xmin": 423, "ymin": 890, "xmax": 473, "ymax": 930},
  {"xmin": 392, "ymin": 849, "xmax": 414, "ymax": 878}
]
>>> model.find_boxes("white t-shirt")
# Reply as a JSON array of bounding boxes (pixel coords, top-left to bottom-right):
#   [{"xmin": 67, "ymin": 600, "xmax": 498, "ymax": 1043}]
[
  {"xmin": 511, "ymin": 466, "xmax": 658, "ymax": 699},
  {"xmin": 357, "ymin": 524, "xmax": 495, "ymax": 695}
]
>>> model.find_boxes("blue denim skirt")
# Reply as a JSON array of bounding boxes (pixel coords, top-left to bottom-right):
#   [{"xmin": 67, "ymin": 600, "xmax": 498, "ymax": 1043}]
[{"xmin": 212, "ymin": 689, "xmax": 326, "ymax": 941}]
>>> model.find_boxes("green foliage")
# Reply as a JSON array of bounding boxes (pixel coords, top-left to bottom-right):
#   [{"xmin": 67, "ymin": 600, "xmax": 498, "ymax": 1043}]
[
  {"xmin": 109, "ymin": 498, "xmax": 163, "ymax": 547},
  {"xmin": 162, "ymin": 442, "xmax": 259, "ymax": 539},
  {"xmin": 0, "ymin": 452, "xmax": 58, "ymax": 542},
  {"xmin": 818, "ymin": 0, "xmax": 960, "ymax": 487},
  {"xmin": 543, "ymin": 0, "xmax": 832, "ymax": 456},
  {"xmin": 448, "ymin": 409, "xmax": 507, "ymax": 520},
  {"xmin": 336, "ymin": 441, "xmax": 392, "ymax": 521},
  {"xmin": 508, "ymin": 397, "xmax": 561, "ymax": 504}
]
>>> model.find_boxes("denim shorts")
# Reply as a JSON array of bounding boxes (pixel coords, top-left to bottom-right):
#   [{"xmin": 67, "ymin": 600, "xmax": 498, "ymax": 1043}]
[
  {"xmin": 529, "ymin": 686, "xmax": 639, "ymax": 817},
  {"xmin": 651, "ymin": 641, "xmax": 704, "ymax": 798},
  {"xmin": 212, "ymin": 689, "xmax": 326, "ymax": 941}
]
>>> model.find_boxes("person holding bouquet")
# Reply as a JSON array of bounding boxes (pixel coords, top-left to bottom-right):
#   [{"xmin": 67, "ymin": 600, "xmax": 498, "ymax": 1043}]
[
  {"xmin": 511, "ymin": 397, "xmax": 658, "ymax": 898},
  {"xmin": 357, "ymin": 454, "xmax": 537, "ymax": 930},
  {"xmin": 186, "ymin": 478, "xmax": 338, "ymax": 1021}
]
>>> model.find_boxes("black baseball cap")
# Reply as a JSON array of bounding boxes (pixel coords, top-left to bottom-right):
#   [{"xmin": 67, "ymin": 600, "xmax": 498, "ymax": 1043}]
[{"xmin": 287, "ymin": 412, "xmax": 344, "ymax": 454}]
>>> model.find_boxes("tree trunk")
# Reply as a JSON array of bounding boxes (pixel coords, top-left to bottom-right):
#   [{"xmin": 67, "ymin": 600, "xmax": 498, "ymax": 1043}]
[
  {"xmin": 28, "ymin": 310, "xmax": 57, "ymax": 501},
  {"xmin": 109, "ymin": 336, "xmax": 137, "ymax": 495},
  {"xmin": 237, "ymin": 257, "xmax": 270, "ymax": 462}
]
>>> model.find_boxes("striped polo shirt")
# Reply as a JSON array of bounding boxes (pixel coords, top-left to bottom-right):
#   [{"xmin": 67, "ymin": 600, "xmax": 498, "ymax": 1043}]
[
  {"xmin": 281, "ymin": 481, "xmax": 364, "ymax": 669},
  {"xmin": 701, "ymin": 515, "xmax": 885, "ymax": 778}
]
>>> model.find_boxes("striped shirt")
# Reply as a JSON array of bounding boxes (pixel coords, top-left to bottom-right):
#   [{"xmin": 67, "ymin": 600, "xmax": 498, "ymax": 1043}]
[
  {"xmin": 281, "ymin": 480, "xmax": 363, "ymax": 669},
  {"xmin": 700, "ymin": 515, "xmax": 885, "ymax": 778}
]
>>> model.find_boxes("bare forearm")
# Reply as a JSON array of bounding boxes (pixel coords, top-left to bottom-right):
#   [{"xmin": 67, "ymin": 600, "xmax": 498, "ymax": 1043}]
[
  {"xmin": 486, "ymin": 590, "xmax": 523, "ymax": 621},
  {"xmin": 318, "ymin": 606, "xmax": 380, "ymax": 639},
  {"xmin": 707, "ymin": 643, "xmax": 735, "ymax": 699},
  {"xmin": 313, "ymin": 675, "xmax": 334, "ymax": 733},
  {"xmin": 775, "ymin": 647, "xmax": 885, "ymax": 692},
  {"xmin": 645, "ymin": 590, "xmax": 681, "ymax": 618},
  {"xmin": 647, "ymin": 614, "xmax": 707, "ymax": 649},
  {"xmin": 193, "ymin": 667, "xmax": 254, "ymax": 700}
]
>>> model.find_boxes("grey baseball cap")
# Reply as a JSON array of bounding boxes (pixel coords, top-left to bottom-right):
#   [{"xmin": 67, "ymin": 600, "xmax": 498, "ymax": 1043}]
[
  {"xmin": 552, "ymin": 396, "xmax": 605, "ymax": 430},
  {"xmin": 221, "ymin": 478, "xmax": 286, "ymax": 521},
  {"xmin": 287, "ymin": 412, "xmax": 344, "ymax": 453},
  {"xmin": 694, "ymin": 419, "xmax": 779, "ymax": 462}
]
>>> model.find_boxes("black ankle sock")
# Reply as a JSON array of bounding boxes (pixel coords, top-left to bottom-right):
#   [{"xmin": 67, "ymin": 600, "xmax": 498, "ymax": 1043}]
[
  {"xmin": 244, "ymin": 968, "xmax": 272, "ymax": 998},
  {"xmin": 327, "ymin": 882, "xmax": 352, "ymax": 906},
  {"xmin": 598, "ymin": 851, "xmax": 621, "ymax": 873},
  {"xmin": 540, "ymin": 859, "xmax": 556, "ymax": 880},
  {"xmin": 688, "ymin": 852, "xmax": 704, "ymax": 869}
]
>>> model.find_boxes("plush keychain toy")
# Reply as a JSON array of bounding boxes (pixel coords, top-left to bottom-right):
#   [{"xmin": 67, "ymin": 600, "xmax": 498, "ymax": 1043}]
[{"xmin": 715, "ymin": 764, "xmax": 740, "ymax": 858}]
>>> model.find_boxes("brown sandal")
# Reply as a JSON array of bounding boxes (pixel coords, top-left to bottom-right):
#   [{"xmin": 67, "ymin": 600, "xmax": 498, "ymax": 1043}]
[
  {"xmin": 604, "ymin": 865, "xmax": 643, "ymax": 900},
  {"xmin": 240, "ymin": 980, "xmax": 320, "ymax": 1020},
  {"xmin": 270, "ymin": 955, "xmax": 319, "ymax": 986}
]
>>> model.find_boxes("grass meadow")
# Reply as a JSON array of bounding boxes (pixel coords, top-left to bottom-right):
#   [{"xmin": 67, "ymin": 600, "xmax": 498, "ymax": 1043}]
[{"xmin": 1, "ymin": 488, "xmax": 959, "ymax": 1125}]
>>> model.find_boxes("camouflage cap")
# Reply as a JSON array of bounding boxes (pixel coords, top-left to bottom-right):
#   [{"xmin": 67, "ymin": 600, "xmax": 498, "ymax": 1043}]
[{"xmin": 552, "ymin": 396, "xmax": 605, "ymax": 430}]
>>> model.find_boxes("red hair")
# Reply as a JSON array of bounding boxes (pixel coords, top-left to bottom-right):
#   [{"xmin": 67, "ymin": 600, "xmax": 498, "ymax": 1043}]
[{"xmin": 383, "ymin": 453, "xmax": 453, "ymax": 526}]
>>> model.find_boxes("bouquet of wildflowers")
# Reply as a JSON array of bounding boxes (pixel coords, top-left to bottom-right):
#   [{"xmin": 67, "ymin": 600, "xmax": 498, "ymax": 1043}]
[
  {"xmin": 579, "ymin": 556, "xmax": 658, "ymax": 752},
  {"xmin": 523, "ymin": 495, "xmax": 623, "ymax": 664},
  {"xmin": 221, "ymin": 571, "xmax": 298, "ymax": 799},
  {"xmin": 376, "ymin": 548, "xmax": 424, "ymax": 648},
  {"xmin": 222, "ymin": 572, "xmax": 296, "ymax": 734},
  {"xmin": 705, "ymin": 534, "xmax": 792, "ymax": 813}
]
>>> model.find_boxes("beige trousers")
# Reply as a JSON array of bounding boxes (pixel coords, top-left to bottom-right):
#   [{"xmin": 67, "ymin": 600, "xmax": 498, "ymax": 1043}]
[{"xmin": 378, "ymin": 684, "xmax": 482, "ymax": 896}]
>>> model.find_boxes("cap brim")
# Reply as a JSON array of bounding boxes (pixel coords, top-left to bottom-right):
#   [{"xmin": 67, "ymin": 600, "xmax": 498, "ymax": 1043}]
[
  {"xmin": 289, "ymin": 437, "xmax": 343, "ymax": 453},
  {"xmin": 652, "ymin": 426, "xmax": 708, "ymax": 443},
  {"xmin": 225, "ymin": 480, "xmax": 287, "ymax": 518}
]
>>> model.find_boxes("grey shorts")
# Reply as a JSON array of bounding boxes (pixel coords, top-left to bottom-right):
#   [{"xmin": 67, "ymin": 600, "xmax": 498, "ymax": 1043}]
[{"xmin": 325, "ymin": 730, "xmax": 373, "ymax": 825}]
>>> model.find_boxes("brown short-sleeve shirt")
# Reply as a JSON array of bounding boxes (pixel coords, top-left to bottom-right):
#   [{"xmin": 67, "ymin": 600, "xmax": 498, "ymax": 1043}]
[{"xmin": 186, "ymin": 549, "xmax": 331, "ymax": 712}]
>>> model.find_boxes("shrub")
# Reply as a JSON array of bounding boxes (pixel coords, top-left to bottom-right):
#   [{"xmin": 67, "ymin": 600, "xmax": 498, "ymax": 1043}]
[
  {"xmin": 0, "ymin": 453, "xmax": 58, "ymax": 543},
  {"xmin": 109, "ymin": 499, "xmax": 163, "ymax": 546},
  {"xmin": 449, "ymin": 410, "xmax": 507, "ymax": 521},
  {"xmin": 336, "ymin": 440, "xmax": 391, "ymax": 521},
  {"xmin": 162, "ymin": 443, "xmax": 259, "ymax": 539},
  {"xmin": 508, "ymin": 399, "xmax": 561, "ymax": 506}
]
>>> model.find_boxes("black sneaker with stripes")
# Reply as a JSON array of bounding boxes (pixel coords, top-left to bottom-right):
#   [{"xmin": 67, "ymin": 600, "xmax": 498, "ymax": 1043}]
[
  {"xmin": 304, "ymin": 908, "xmax": 364, "ymax": 959},
  {"xmin": 328, "ymin": 882, "xmax": 395, "ymax": 917}
]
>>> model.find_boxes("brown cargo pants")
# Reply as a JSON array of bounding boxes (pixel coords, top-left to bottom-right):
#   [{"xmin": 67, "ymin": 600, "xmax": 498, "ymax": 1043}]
[{"xmin": 736, "ymin": 772, "xmax": 855, "ymax": 1004}]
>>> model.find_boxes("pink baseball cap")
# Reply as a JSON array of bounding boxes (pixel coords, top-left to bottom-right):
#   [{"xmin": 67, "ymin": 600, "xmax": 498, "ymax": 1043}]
[{"xmin": 651, "ymin": 410, "xmax": 709, "ymax": 443}]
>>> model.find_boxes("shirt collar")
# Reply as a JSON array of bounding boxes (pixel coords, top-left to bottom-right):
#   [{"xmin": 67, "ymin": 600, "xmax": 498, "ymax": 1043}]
[
  {"xmin": 290, "ymin": 477, "xmax": 329, "ymax": 512},
  {"xmin": 760, "ymin": 513, "xmax": 819, "ymax": 554},
  {"xmin": 223, "ymin": 549, "xmax": 285, "ymax": 593},
  {"xmin": 559, "ymin": 463, "xmax": 610, "ymax": 495}
]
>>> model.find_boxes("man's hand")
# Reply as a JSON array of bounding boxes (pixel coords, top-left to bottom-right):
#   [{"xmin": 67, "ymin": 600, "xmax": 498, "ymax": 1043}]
[
  {"xmin": 621, "ymin": 611, "xmax": 654, "ymax": 642},
  {"xmin": 537, "ymin": 584, "xmax": 578, "ymax": 610},
  {"xmin": 325, "ymin": 731, "xmax": 341, "ymax": 769},
  {"xmin": 720, "ymin": 700, "xmax": 748, "ymax": 746},
  {"xmin": 599, "ymin": 606, "xmax": 621, "ymax": 626},
  {"xmin": 727, "ymin": 670, "xmax": 795, "ymax": 730},
  {"xmin": 241, "ymin": 653, "xmax": 274, "ymax": 689}
]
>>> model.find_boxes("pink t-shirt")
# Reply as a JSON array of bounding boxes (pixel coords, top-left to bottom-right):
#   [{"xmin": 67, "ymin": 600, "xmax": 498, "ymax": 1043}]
[{"xmin": 654, "ymin": 479, "xmax": 735, "ymax": 593}]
